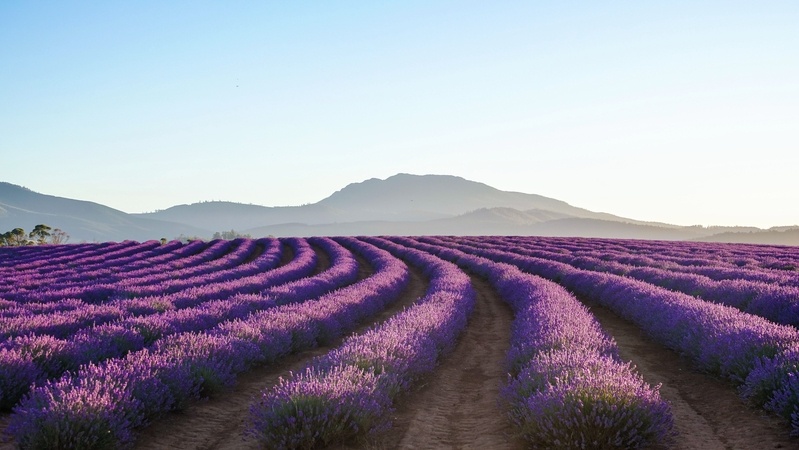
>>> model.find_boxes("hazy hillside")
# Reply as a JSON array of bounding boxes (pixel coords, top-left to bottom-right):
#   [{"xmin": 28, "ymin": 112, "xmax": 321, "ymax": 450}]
[
  {"xmin": 133, "ymin": 202, "xmax": 343, "ymax": 233},
  {"xmin": 315, "ymin": 174, "xmax": 602, "ymax": 221},
  {"xmin": 0, "ymin": 183, "xmax": 209, "ymax": 242},
  {"xmin": 693, "ymin": 228, "xmax": 799, "ymax": 246},
  {"xmin": 2, "ymin": 176, "xmax": 795, "ymax": 245},
  {"xmin": 138, "ymin": 173, "xmax": 670, "ymax": 230},
  {"xmin": 246, "ymin": 208, "xmax": 715, "ymax": 240},
  {"xmin": 137, "ymin": 173, "xmax": 610, "ymax": 228}
]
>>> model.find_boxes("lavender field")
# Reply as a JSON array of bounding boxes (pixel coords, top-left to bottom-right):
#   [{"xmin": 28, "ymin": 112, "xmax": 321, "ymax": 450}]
[{"xmin": 1, "ymin": 236, "xmax": 798, "ymax": 449}]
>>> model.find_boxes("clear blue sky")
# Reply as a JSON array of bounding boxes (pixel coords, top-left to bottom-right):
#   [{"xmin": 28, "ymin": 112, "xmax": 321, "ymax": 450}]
[{"xmin": 2, "ymin": 1, "xmax": 797, "ymax": 228}]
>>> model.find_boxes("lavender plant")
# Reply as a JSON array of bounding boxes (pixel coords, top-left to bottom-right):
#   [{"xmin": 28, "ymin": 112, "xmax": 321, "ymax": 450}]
[{"xmin": 247, "ymin": 237, "xmax": 476, "ymax": 448}]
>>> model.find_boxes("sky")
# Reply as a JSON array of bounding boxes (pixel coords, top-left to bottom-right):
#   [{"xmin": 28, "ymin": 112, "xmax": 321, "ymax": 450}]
[{"xmin": 2, "ymin": 1, "xmax": 798, "ymax": 228}]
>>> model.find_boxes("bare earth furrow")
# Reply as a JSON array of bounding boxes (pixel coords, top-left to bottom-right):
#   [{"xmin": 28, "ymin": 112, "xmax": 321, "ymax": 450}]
[
  {"xmin": 132, "ymin": 260, "xmax": 428, "ymax": 450},
  {"xmin": 586, "ymin": 302, "xmax": 794, "ymax": 450},
  {"xmin": 348, "ymin": 273, "xmax": 525, "ymax": 450}
]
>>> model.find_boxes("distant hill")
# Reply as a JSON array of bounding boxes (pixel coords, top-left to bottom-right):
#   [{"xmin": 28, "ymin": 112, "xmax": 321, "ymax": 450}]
[
  {"xmin": 245, "ymin": 207, "xmax": 732, "ymax": 241},
  {"xmin": 0, "ymin": 183, "xmax": 209, "ymax": 242},
  {"xmin": 692, "ymin": 227, "xmax": 799, "ymax": 246},
  {"xmin": 136, "ymin": 173, "xmax": 615, "ymax": 229},
  {"xmin": 2, "ymin": 175, "xmax": 795, "ymax": 245},
  {"xmin": 137, "ymin": 174, "xmax": 680, "ymax": 231},
  {"xmin": 315, "ymin": 174, "xmax": 602, "ymax": 221},
  {"xmin": 133, "ymin": 201, "xmax": 344, "ymax": 233}
]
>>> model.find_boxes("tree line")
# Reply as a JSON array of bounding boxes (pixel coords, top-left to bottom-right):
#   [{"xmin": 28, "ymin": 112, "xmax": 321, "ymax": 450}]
[{"xmin": 0, "ymin": 224, "xmax": 69, "ymax": 246}]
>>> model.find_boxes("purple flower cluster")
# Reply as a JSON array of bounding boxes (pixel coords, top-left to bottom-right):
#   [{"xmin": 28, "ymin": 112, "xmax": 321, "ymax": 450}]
[
  {"xmin": 432, "ymin": 236, "xmax": 799, "ymax": 435},
  {"xmin": 0, "ymin": 238, "xmax": 314, "ymax": 410},
  {"xmin": 743, "ymin": 344, "xmax": 799, "ymax": 435},
  {"xmin": 247, "ymin": 236, "xmax": 475, "ymax": 449},
  {"xmin": 401, "ymin": 237, "xmax": 674, "ymax": 448},
  {"xmin": 476, "ymin": 236, "xmax": 799, "ymax": 327},
  {"xmin": 7, "ymin": 238, "xmax": 409, "ymax": 448}
]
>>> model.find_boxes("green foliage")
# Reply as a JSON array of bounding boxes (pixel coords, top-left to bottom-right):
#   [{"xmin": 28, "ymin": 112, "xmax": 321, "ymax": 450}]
[
  {"xmin": 29, "ymin": 224, "xmax": 52, "ymax": 244},
  {"xmin": 0, "ymin": 225, "xmax": 69, "ymax": 246},
  {"xmin": 212, "ymin": 229, "xmax": 251, "ymax": 240}
]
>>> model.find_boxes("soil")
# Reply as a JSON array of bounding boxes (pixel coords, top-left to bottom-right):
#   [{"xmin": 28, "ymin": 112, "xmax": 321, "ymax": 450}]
[
  {"xmin": 2, "ymin": 257, "xmax": 798, "ymax": 449},
  {"xmin": 131, "ymin": 258, "xmax": 429, "ymax": 450},
  {"xmin": 338, "ymin": 273, "xmax": 525, "ymax": 450},
  {"xmin": 586, "ymin": 302, "xmax": 798, "ymax": 450}
]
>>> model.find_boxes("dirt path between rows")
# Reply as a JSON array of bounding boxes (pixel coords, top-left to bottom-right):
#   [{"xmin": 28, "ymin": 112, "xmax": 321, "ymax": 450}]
[
  {"xmin": 586, "ymin": 302, "xmax": 798, "ymax": 450},
  {"xmin": 240, "ymin": 242, "xmax": 265, "ymax": 264},
  {"xmin": 133, "ymin": 259, "xmax": 428, "ymax": 450},
  {"xmin": 0, "ymin": 241, "xmax": 309, "ymax": 449},
  {"xmin": 340, "ymin": 273, "xmax": 526, "ymax": 450}
]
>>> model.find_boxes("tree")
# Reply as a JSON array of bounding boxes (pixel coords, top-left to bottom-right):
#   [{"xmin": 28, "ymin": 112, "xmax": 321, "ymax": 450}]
[
  {"xmin": 212, "ymin": 229, "xmax": 251, "ymax": 240},
  {"xmin": 5, "ymin": 228, "xmax": 31, "ymax": 246},
  {"xmin": 29, "ymin": 224, "xmax": 52, "ymax": 245},
  {"xmin": 49, "ymin": 228, "xmax": 69, "ymax": 245},
  {"xmin": 0, "ymin": 226, "xmax": 69, "ymax": 246}
]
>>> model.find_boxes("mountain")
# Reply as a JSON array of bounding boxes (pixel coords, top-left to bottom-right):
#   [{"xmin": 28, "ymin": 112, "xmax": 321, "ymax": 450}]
[
  {"xmin": 692, "ymin": 227, "xmax": 799, "ymax": 246},
  {"xmin": 135, "ymin": 174, "xmax": 612, "ymax": 229},
  {"xmin": 133, "ymin": 201, "xmax": 344, "ymax": 233},
  {"xmin": 245, "ymin": 208, "xmax": 727, "ymax": 241},
  {"xmin": 0, "ymin": 183, "xmax": 208, "ymax": 242},
  {"xmin": 2, "ymin": 175, "xmax": 795, "ymax": 245},
  {"xmin": 137, "ymin": 174, "xmax": 676, "ymax": 231},
  {"xmin": 315, "ymin": 174, "xmax": 600, "ymax": 221}
]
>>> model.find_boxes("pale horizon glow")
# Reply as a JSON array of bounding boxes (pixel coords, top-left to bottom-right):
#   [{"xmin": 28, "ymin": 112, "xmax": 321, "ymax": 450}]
[{"xmin": 2, "ymin": 2, "xmax": 798, "ymax": 229}]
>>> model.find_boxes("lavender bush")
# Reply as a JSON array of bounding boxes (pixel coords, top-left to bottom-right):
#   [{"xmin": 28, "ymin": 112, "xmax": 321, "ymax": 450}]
[
  {"xmin": 8, "ymin": 238, "xmax": 409, "ymax": 448},
  {"xmin": 247, "ymin": 237, "xmax": 475, "ymax": 448},
  {"xmin": 402, "ymin": 237, "xmax": 674, "ymax": 448}
]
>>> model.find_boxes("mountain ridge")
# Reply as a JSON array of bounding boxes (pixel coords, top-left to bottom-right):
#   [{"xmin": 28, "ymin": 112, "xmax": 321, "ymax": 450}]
[{"xmin": 2, "ymin": 176, "xmax": 796, "ymax": 245}]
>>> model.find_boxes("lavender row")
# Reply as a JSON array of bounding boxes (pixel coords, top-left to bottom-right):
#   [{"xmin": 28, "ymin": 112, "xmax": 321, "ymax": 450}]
[
  {"xmin": 468, "ymin": 235, "xmax": 799, "ymax": 288},
  {"xmin": 3, "ymin": 240, "xmax": 164, "ymax": 284},
  {"xmin": 7, "ymin": 238, "xmax": 409, "ymax": 449},
  {"xmin": 453, "ymin": 235, "xmax": 798, "ymax": 284},
  {"xmin": 434, "ymin": 236, "xmax": 799, "ymax": 434},
  {"xmin": 247, "ymin": 236, "xmax": 476, "ymax": 448},
  {"xmin": 0, "ymin": 239, "xmax": 248, "ymax": 304},
  {"xmin": 397, "ymin": 237, "xmax": 674, "ymax": 448},
  {"xmin": 0, "ymin": 240, "xmax": 216, "ymax": 300},
  {"xmin": 0, "ymin": 242, "xmax": 89, "ymax": 268},
  {"xmin": 519, "ymin": 235, "xmax": 799, "ymax": 272},
  {"xmin": 0, "ymin": 241, "xmax": 133, "ymax": 272},
  {"xmin": 470, "ymin": 236, "xmax": 799, "ymax": 327},
  {"xmin": 0, "ymin": 240, "xmax": 227, "ymax": 299},
  {"xmin": 512, "ymin": 236, "xmax": 799, "ymax": 287},
  {"xmin": 0, "ymin": 239, "xmax": 287, "ymax": 340},
  {"xmin": 0, "ymin": 238, "xmax": 336, "ymax": 410},
  {"xmin": 538, "ymin": 236, "xmax": 799, "ymax": 283}
]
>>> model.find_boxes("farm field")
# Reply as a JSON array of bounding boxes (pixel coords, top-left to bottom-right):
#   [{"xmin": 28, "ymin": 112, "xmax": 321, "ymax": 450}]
[{"xmin": 1, "ymin": 236, "xmax": 798, "ymax": 449}]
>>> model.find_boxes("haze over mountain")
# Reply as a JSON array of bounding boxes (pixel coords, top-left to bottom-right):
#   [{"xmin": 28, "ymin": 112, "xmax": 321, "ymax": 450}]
[
  {"xmin": 2, "ymin": 174, "xmax": 796, "ymax": 245},
  {"xmin": 0, "ymin": 182, "xmax": 207, "ymax": 242}
]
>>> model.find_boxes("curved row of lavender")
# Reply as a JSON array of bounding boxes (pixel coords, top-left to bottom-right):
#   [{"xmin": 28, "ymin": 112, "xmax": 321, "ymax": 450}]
[
  {"xmin": 521, "ymin": 235, "xmax": 799, "ymax": 275},
  {"xmin": 396, "ymin": 236, "xmax": 674, "ymax": 448},
  {"xmin": 0, "ymin": 238, "xmax": 353, "ymax": 410},
  {"xmin": 0, "ymin": 240, "xmax": 165, "ymax": 295},
  {"xmin": 247, "ymin": 236, "xmax": 476, "ymax": 448},
  {"xmin": 0, "ymin": 239, "xmax": 286, "ymax": 336},
  {"xmin": 468, "ymin": 235, "xmax": 799, "ymax": 288},
  {"xmin": 1, "ymin": 241, "xmax": 151, "ymax": 273},
  {"xmin": 4, "ymin": 240, "xmax": 170, "ymax": 289},
  {"xmin": 2, "ymin": 239, "xmax": 263, "ymax": 304},
  {"xmin": 0, "ymin": 240, "xmax": 223, "ymax": 306},
  {"xmin": 462, "ymin": 235, "xmax": 799, "ymax": 287},
  {"xmin": 467, "ymin": 236, "xmax": 799, "ymax": 327},
  {"xmin": 7, "ymin": 237, "xmax": 410, "ymax": 449},
  {"xmin": 0, "ymin": 242, "xmax": 103, "ymax": 269},
  {"xmin": 503, "ymin": 236, "xmax": 799, "ymax": 287},
  {"xmin": 431, "ymin": 236, "xmax": 799, "ymax": 435}
]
